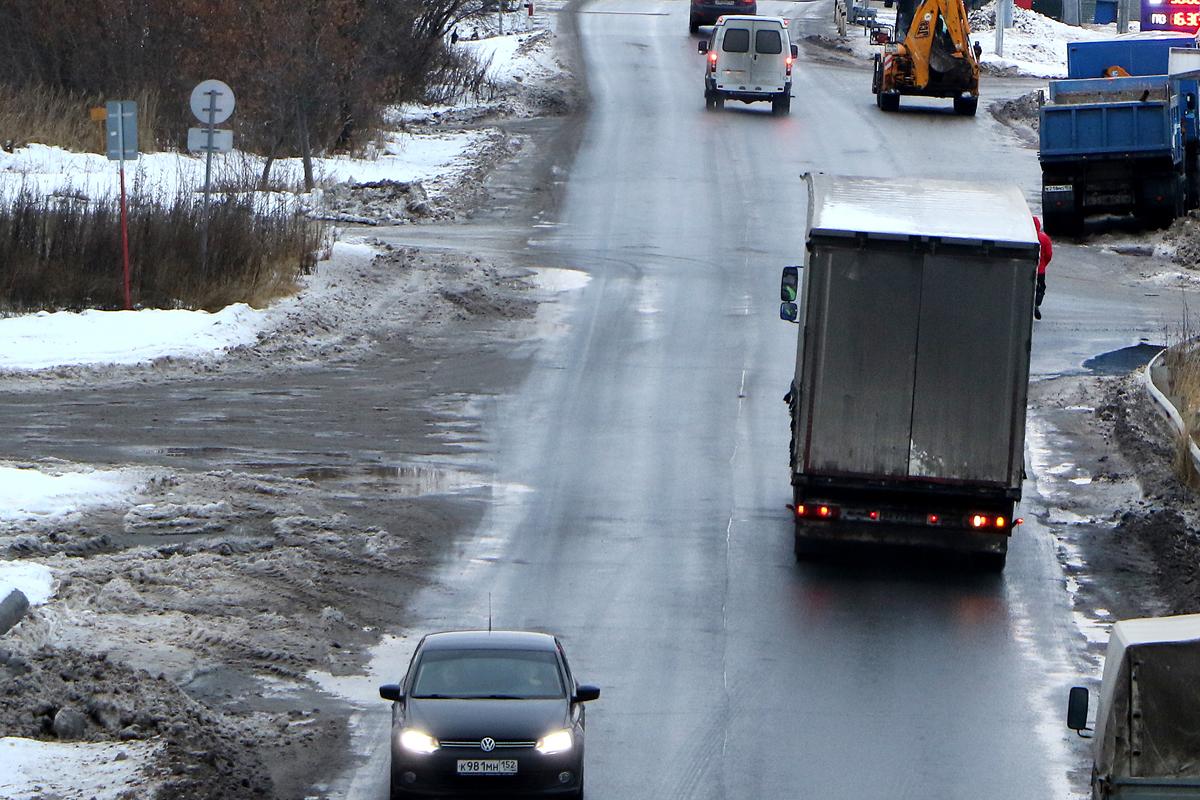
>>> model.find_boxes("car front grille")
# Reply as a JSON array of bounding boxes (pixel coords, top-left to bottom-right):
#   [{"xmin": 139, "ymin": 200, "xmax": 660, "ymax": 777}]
[{"xmin": 440, "ymin": 740, "xmax": 536, "ymax": 749}]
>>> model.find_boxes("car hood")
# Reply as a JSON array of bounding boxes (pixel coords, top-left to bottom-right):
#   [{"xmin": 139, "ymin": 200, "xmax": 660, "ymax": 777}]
[{"xmin": 405, "ymin": 698, "xmax": 569, "ymax": 741}]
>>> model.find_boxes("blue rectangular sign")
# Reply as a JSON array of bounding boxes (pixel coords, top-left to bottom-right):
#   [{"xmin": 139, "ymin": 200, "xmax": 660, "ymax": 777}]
[{"xmin": 105, "ymin": 100, "xmax": 138, "ymax": 161}]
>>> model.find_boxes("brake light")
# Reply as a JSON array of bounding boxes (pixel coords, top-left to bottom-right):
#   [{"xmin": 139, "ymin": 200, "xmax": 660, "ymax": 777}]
[
  {"xmin": 868, "ymin": 510, "xmax": 879, "ymax": 521},
  {"xmin": 795, "ymin": 503, "xmax": 839, "ymax": 519},
  {"xmin": 927, "ymin": 514, "xmax": 940, "ymax": 525},
  {"xmin": 970, "ymin": 514, "xmax": 987, "ymax": 529},
  {"xmin": 785, "ymin": 55, "xmax": 794, "ymax": 76},
  {"xmin": 796, "ymin": 504, "xmax": 806, "ymax": 517}
]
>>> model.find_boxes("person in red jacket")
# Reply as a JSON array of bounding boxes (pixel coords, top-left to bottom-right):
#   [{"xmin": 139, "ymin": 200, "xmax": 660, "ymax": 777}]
[{"xmin": 1033, "ymin": 215, "xmax": 1052, "ymax": 320}]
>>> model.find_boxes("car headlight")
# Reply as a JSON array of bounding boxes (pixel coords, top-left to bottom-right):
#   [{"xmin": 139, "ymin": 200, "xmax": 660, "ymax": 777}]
[
  {"xmin": 399, "ymin": 729, "xmax": 439, "ymax": 754},
  {"xmin": 535, "ymin": 729, "xmax": 573, "ymax": 755}
]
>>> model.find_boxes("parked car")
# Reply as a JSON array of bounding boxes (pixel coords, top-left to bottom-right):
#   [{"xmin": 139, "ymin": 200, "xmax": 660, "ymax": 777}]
[
  {"xmin": 690, "ymin": 0, "xmax": 757, "ymax": 33},
  {"xmin": 698, "ymin": 15, "xmax": 796, "ymax": 115},
  {"xmin": 379, "ymin": 630, "xmax": 600, "ymax": 799}
]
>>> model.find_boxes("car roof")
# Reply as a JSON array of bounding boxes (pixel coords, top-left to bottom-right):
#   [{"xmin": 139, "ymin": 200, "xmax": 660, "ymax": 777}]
[
  {"xmin": 419, "ymin": 630, "xmax": 560, "ymax": 652},
  {"xmin": 717, "ymin": 15, "xmax": 787, "ymax": 24}
]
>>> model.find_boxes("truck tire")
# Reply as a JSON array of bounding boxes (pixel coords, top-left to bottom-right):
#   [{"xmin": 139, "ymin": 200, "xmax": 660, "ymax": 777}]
[
  {"xmin": 1043, "ymin": 209, "xmax": 1081, "ymax": 238},
  {"xmin": 879, "ymin": 92, "xmax": 900, "ymax": 112},
  {"xmin": 793, "ymin": 532, "xmax": 828, "ymax": 563},
  {"xmin": 953, "ymin": 96, "xmax": 978, "ymax": 117},
  {"xmin": 973, "ymin": 551, "xmax": 1007, "ymax": 572}
]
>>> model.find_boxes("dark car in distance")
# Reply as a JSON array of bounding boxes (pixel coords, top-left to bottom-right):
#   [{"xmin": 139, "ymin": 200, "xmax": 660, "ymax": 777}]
[
  {"xmin": 690, "ymin": 0, "xmax": 757, "ymax": 33},
  {"xmin": 379, "ymin": 631, "xmax": 600, "ymax": 799}
]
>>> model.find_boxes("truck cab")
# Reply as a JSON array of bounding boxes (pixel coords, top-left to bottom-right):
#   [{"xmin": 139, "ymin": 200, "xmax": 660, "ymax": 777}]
[{"xmin": 1067, "ymin": 615, "xmax": 1200, "ymax": 799}]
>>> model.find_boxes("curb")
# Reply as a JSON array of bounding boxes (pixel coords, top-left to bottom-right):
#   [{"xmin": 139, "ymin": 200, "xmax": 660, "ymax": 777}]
[
  {"xmin": 0, "ymin": 588, "xmax": 30, "ymax": 637},
  {"xmin": 1142, "ymin": 347, "xmax": 1200, "ymax": 476}
]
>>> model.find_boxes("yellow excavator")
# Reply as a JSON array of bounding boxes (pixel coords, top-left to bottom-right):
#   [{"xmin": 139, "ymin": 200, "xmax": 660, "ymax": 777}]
[{"xmin": 871, "ymin": 0, "xmax": 982, "ymax": 115}]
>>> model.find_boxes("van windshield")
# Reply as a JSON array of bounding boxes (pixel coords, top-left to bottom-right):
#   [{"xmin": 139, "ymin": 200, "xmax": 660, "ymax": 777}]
[
  {"xmin": 755, "ymin": 29, "xmax": 782, "ymax": 55},
  {"xmin": 722, "ymin": 28, "xmax": 750, "ymax": 53}
]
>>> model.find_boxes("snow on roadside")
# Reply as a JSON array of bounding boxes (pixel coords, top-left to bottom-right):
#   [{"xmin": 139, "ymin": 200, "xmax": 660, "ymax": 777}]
[
  {"xmin": 0, "ymin": 464, "xmax": 149, "ymax": 522},
  {"xmin": 969, "ymin": 1, "xmax": 1117, "ymax": 78},
  {"xmin": 0, "ymin": 560, "xmax": 53, "ymax": 605},
  {"xmin": 0, "ymin": 304, "xmax": 266, "ymax": 371},
  {"xmin": 0, "ymin": 737, "xmax": 161, "ymax": 800}
]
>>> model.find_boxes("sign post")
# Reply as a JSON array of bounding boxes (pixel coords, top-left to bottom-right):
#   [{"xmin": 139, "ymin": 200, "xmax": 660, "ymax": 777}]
[
  {"xmin": 188, "ymin": 80, "xmax": 235, "ymax": 272},
  {"xmin": 105, "ymin": 100, "xmax": 138, "ymax": 310}
]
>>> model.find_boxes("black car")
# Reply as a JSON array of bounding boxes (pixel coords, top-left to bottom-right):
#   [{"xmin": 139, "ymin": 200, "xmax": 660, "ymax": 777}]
[
  {"xmin": 379, "ymin": 630, "xmax": 600, "ymax": 798},
  {"xmin": 689, "ymin": 0, "xmax": 757, "ymax": 33}
]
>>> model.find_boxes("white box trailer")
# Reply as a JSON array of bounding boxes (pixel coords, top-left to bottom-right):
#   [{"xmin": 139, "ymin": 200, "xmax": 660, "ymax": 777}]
[
  {"xmin": 1068, "ymin": 615, "xmax": 1200, "ymax": 799},
  {"xmin": 780, "ymin": 174, "xmax": 1040, "ymax": 570}
]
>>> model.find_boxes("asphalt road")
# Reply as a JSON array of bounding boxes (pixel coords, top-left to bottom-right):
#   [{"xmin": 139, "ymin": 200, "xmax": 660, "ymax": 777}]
[
  {"xmin": 345, "ymin": 2, "xmax": 1200, "ymax": 798},
  {"xmin": 1, "ymin": 0, "xmax": 1195, "ymax": 797}
]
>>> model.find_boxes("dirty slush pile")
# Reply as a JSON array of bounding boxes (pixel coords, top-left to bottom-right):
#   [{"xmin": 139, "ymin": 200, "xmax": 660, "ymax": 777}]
[
  {"xmin": 0, "ymin": 28, "xmax": 567, "ymax": 800},
  {"xmin": 1098, "ymin": 375, "xmax": 1200, "ymax": 614}
]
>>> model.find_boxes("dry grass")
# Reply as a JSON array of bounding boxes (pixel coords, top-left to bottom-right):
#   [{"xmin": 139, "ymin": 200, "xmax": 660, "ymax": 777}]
[
  {"xmin": 1161, "ymin": 307, "xmax": 1200, "ymax": 483},
  {"xmin": 0, "ymin": 84, "xmax": 164, "ymax": 155},
  {"xmin": 0, "ymin": 182, "xmax": 323, "ymax": 312}
]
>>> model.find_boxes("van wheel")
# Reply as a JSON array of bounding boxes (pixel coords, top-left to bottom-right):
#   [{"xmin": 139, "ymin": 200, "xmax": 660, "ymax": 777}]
[
  {"xmin": 705, "ymin": 92, "xmax": 717, "ymax": 110},
  {"xmin": 953, "ymin": 96, "xmax": 978, "ymax": 116},
  {"xmin": 689, "ymin": 15, "xmax": 700, "ymax": 33},
  {"xmin": 715, "ymin": 95, "xmax": 725, "ymax": 110}
]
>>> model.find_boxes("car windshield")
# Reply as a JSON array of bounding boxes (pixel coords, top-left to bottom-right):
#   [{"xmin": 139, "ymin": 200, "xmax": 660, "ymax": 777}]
[{"xmin": 411, "ymin": 649, "xmax": 567, "ymax": 699}]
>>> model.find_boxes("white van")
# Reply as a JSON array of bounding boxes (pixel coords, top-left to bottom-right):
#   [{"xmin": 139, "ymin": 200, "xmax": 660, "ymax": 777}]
[{"xmin": 698, "ymin": 16, "xmax": 796, "ymax": 115}]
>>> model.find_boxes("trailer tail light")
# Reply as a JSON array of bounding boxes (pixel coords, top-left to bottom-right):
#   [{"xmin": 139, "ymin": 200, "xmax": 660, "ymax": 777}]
[
  {"xmin": 868, "ymin": 510, "xmax": 879, "ymax": 521},
  {"xmin": 927, "ymin": 514, "xmax": 940, "ymax": 525},
  {"xmin": 795, "ymin": 503, "xmax": 839, "ymax": 520},
  {"xmin": 968, "ymin": 513, "xmax": 1012, "ymax": 530}
]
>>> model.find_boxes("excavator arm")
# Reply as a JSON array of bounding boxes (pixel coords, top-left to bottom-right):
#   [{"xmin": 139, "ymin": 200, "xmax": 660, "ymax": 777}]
[{"xmin": 888, "ymin": 0, "xmax": 979, "ymax": 92}]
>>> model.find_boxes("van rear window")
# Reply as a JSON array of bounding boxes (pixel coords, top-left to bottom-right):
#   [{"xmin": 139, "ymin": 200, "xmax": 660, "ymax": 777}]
[
  {"xmin": 722, "ymin": 28, "xmax": 750, "ymax": 53},
  {"xmin": 755, "ymin": 29, "xmax": 782, "ymax": 55}
]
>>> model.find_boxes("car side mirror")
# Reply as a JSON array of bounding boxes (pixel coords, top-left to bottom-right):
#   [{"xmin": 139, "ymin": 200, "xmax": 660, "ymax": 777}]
[
  {"xmin": 780, "ymin": 266, "xmax": 799, "ymax": 302},
  {"xmin": 698, "ymin": 41, "xmax": 709, "ymax": 54},
  {"xmin": 380, "ymin": 684, "xmax": 405, "ymax": 702},
  {"xmin": 574, "ymin": 685, "xmax": 601, "ymax": 703},
  {"xmin": 790, "ymin": 44, "xmax": 799, "ymax": 58},
  {"xmin": 1067, "ymin": 686, "xmax": 1091, "ymax": 735}
]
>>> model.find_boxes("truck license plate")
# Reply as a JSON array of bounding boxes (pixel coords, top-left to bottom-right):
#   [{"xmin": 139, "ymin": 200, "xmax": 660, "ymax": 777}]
[{"xmin": 457, "ymin": 759, "xmax": 518, "ymax": 775}]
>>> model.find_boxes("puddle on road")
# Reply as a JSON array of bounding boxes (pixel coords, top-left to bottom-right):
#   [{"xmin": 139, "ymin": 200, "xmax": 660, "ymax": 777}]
[
  {"xmin": 1082, "ymin": 343, "xmax": 1164, "ymax": 375},
  {"xmin": 297, "ymin": 463, "xmax": 486, "ymax": 497}
]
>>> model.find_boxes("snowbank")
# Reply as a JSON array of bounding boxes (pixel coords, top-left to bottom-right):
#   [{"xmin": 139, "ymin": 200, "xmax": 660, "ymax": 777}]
[
  {"xmin": 0, "ymin": 561, "xmax": 53, "ymax": 606},
  {"xmin": 0, "ymin": 304, "xmax": 266, "ymax": 371},
  {"xmin": 969, "ymin": 1, "xmax": 1116, "ymax": 78},
  {"xmin": 0, "ymin": 737, "xmax": 160, "ymax": 800},
  {"xmin": 0, "ymin": 464, "xmax": 147, "ymax": 521}
]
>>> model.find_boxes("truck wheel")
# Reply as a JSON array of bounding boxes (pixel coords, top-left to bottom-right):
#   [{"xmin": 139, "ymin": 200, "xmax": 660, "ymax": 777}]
[
  {"xmin": 972, "ymin": 551, "xmax": 1007, "ymax": 572},
  {"xmin": 715, "ymin": 95, "xmax": 725, "ymax": 110},
  {"xmin": 793, "ymin": 534, "xmax": 828, "ymax": 563},
  {"xmin": 879, "ymin": 92, "xmax": 899, "ymax": 112},
  {"xmin": 953, "ymin": 96, "xmax": 978, "ymax": 117},
  {"xmin": 1043, "ymin": 210, "xmax": 1081, "ymax": 238},
  {"xmin": 689, "ymin": 15, "xmax": 700, "ymax": 33}
]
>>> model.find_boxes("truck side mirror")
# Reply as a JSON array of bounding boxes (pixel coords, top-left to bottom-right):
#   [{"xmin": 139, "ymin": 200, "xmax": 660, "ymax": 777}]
[
  {"xmin": 1067, "ymin": 686, "xmax": 1090, "ymax": 733},
  {"xmin": 871, "ymin": 29, "xmax": 890, "ymax": 44},
  {"xmin": 790, "ymin": 44, "xmax": 799, "ymax": 58},
  {"xmin": 781, "ymin": 266, "xmax": 799, "ymax": 302},
  {"xmin": 698, "ymin": 41, "xmax": 709, "ymax": 54},
  {"xmin": 780, "ymin": 302, "xmax": 799, "ymax": 322}
]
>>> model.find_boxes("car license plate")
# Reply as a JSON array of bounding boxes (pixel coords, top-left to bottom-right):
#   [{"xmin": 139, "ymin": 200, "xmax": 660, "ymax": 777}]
[{"xmin": 457, "ymin": 759, "xmax": 518, "ymax": 775}]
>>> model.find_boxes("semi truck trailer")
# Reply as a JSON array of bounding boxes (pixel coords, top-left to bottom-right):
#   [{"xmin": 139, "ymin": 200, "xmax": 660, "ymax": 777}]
[{"xmin": 779, "ymin": 174, "xmax": 1039, "ymax": 570}]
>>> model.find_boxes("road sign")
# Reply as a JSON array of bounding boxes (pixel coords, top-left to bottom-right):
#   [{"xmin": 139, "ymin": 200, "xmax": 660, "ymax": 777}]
[
  {"xmin": 187, "ymin": 127, "xmax": 234, "ymax": 154},
  {"xmin": 105, "ymin": 100, "xmax": 138, "ymax": 161},
  {"xmin": 190, "ymin": 79, "xmax": 235, "ymax": 125}
]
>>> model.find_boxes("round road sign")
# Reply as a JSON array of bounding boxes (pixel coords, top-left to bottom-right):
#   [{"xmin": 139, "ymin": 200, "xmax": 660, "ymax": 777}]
[{"xmin": 190, "ymin": 79, "xmax": 235, "ymax": 125}]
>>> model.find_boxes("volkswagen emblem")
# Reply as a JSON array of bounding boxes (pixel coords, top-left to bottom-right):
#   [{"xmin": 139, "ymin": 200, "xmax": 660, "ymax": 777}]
[{"xmin": 480, "ymin": 737, "xmax": 496, "ymax": 752}]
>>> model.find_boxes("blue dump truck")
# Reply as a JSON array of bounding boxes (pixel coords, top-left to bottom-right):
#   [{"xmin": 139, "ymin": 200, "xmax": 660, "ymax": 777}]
[{"xmin": 1040, "ymin": 35, "xmax": 1200, "ymax": 235}]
